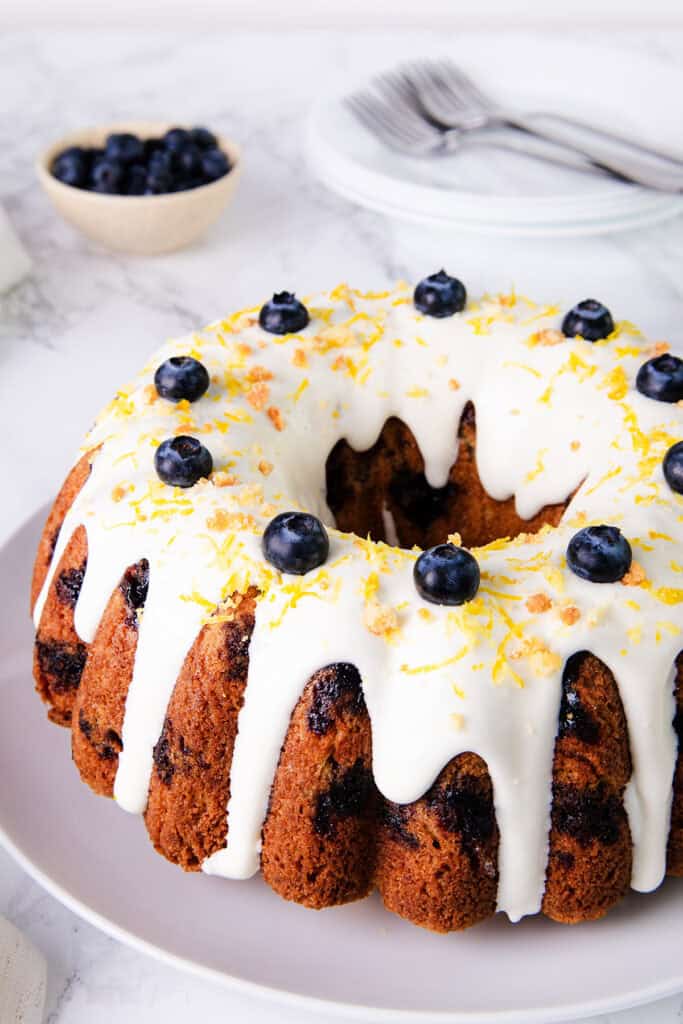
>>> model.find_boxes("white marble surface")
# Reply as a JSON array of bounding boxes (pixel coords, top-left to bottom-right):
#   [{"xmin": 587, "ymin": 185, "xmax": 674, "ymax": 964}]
[{"xmin": 1, "ymin": 26, "xmax": 683, "ymax": 1024}]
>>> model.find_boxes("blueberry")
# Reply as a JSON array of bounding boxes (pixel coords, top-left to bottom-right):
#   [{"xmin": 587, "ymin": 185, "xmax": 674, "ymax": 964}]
[
  {"xmin": 154, "ymin": 436, "xmax": 213, "ymax": 488},
  {"xmin": 145, "ymin": 167, "xmax": 172, "ymax": 195},
  {"xmin": 148, "ymin": 148, "xmax": 177, "ymax": 174},
  {"xmin": 567, "ymin": 525, "xmax": 632, "ymax": 583},
  {"xmin": 52, "ymin": 149, "xmax": 89, "ymax": 188},
  {"xmin": 663, "ymin": 441, "xmax": 683, "ymax": 494},
  {"xmin": 259, "ymin": 292, "xmax": 310, "ymax": 335},
  {"xmin": 190, "ymin": 126, "xmax": 218, "ymax": 150},
  {"xmin": 143, "ymin": 137, "xmax": 164, "ymax": 161},
  {"xmin": 58, "ymin": 145, "xmax": 88, "ymax": 162},
  {"xmin": 105, "ymin": 132, "xmax": 144, "ymax": 165},
  {"xmin": 125, "ymin": 164, "xmax": 148, "ymax": 195},
  {"xmin": 413, "ymin": 544, "xmax": 480, "ymax": 605},
  {"xmin": 561, "ymin": 299, "xmax": 614, "ymax": 342},
  {"xmin": 177, "ymin": 143, "xmax": 203, "ymax": 179},
  {"xmin": 636, "ymin": 354, "xmax": 683, "ymax": 403},
  {"xmin": 414, "ymin": 270, "xmax": 467, "ymax": 318},
  {"xmin": 154, "ymin": 356, "xmax": 210, "ymax": 403},
  {"xmin": 262, "ymin": 512, "xmax": 329, "ymax": 575},
  {"xmin": 163, "ymin": 128, "xmax": 191, "ymax": 152},
  {"xmin": 176, "ymin": 177, "xmax": 204, "ymax": 191},
  {"xmin": 201, "ymin": 147, "xmax": 230, "ymax": 181},
  {"xmin": 90, "ymin": 158, "xmax": 124, "ymax": 194}
]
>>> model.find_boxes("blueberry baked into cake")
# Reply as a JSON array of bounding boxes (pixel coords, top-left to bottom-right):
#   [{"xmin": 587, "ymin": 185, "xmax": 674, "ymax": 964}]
[{"xmin": 31, "ymin": 274, "xmax": 683, "ymax": 932}]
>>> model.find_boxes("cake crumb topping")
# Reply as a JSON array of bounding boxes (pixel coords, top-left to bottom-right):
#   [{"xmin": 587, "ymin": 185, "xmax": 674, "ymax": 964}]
[
  {"xmin": 558, "ymin": 603, "xmax": 581, "ymax": 625},
  {"xmin": 267, "ymin": 407, "xmax": 285, "ymax": 431},
  {"xmin": 526, "ymin": 593, "xmax": 552, "ymax": 614},
  {"xmin": 246, "ymin": 382, "xmax": 270, "ymax": 411},
  {"xmin": 364, "ymin": 599, "xmax": 399, "ymax": 637},
  {"xmin": 622, "ymin": 560, "xmax": 647, "ymax": 587}
]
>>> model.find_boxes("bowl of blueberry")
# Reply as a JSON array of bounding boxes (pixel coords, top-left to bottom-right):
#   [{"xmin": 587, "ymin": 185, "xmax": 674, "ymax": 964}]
[{"xmin": 37, "ymin": 122, "xmax": 241, "ymax": 255}]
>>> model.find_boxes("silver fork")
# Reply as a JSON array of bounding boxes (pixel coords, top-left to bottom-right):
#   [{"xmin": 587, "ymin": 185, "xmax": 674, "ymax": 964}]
[
  {"xmin": 397, "ymin": 60, "xmax": 683, "ymax": 192},
  {"xmin": 346, "ymin": 89, "xmax": 616, "ymax": 177},
  {"xmin": 425, "ymin": 60, "xmax": 683, "ymax": 168}
]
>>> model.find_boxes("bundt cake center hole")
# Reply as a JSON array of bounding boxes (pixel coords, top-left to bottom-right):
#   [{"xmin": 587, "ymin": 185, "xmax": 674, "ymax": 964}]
[{"xmin": 325, "ymin": 407, "xmax": 569, "ymax": 550}]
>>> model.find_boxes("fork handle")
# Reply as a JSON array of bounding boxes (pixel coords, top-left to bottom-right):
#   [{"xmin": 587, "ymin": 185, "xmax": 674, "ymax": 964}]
[
  {"xmin": 524, "ymin": 112, "xmax": 683, "ymax": 169},
  {"xmin": 503, "ymin": 116, "xmax": 683, "ymax": 193}
]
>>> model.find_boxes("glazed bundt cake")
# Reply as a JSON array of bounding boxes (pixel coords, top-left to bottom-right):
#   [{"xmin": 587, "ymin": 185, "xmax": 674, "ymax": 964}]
[{"xmin": 31, "ymin": 276, "xmax": 683, "ymax": 932}]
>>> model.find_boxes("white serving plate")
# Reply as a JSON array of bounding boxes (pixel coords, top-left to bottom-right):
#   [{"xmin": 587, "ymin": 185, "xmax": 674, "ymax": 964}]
[
  {"xmin": 307, "ymin": 36, "xmax": 683, "ymax": 236},
  {"xmin": 1, "ymin": 508, "xmax": 682, "ymax": 1022}
]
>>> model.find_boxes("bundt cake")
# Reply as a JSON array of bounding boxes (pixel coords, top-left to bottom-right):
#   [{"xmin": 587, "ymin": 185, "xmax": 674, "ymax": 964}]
[{"xmin": 31, "ymin": 276, "xmax": 683, "ymax": 932}]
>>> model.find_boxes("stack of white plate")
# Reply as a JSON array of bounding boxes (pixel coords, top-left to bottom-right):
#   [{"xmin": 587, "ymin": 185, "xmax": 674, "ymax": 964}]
[{"xmin": 307, "ymin": 37, "xmax": 683, "ymax": 236}]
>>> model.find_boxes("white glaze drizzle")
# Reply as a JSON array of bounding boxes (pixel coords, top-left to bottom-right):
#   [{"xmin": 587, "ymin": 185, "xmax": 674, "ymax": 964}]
[{"xmin": 34, "ymin": 284, "xmax": 683, "ymax": 923}]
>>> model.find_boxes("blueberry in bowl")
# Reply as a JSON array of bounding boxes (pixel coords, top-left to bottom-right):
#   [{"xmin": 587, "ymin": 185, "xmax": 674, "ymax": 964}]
[
  {"xmin": 37, "ymin": 121, "xmax": 241, "ymax": 255},
  {"xmin": 50, "ymin": 124, "xmax": 232, "ymax": 196}
]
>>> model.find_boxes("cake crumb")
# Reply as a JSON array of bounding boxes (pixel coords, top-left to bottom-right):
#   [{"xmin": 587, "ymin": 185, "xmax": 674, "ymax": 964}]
[
  {"xmin": 247, "ymin": 365, "xmax": 274, "ymax": 383},
  {"xmin": 448, "ymin": 378, "xmax": 460, "ymax": 391},
  {"xmin": 246, "ymin": 381, "xmax": 270, "ymax": 411},
  {"xmin": 111, "ymin": 484, "xmax": 127, "ymax": 502},
  {"xmin": 143, "ymin": 383, "xmax": 158, "ymax": 405},
  {"xmin": 526, "ymin": 593, "xmax": 552, "ymax": 614},
  {"xmin": 364, "ymin": 599, "xmax": 399, "ymax": 637},
  {"xmin": 292, "ymin": 348, "xmax": 308, "ymax": 368},
  {"xmin": 530, "ymin": 328, "xmax": 564, "ymax": 347},
  {"xmin": 213, "ymin": 471, "xmax": 238, "ymax": 487},
  {"xmin": 570, "ymin": 440, "xmax": 581, "ymax": 451},
  {"xmin": 511, "ymin": 636, "xmax": 562, "ymax": 676},
  {"xmin": 447, "ymin": 532, "xmax": 462, "ymax": 547},
  {"xmin": 450, "ymin": 712, "xmax": 465, "ymax": 731},
  {"xmin": 559, "ymin": 604, "xmax": 581, "ymax": 625},
  {"xmin": 207, "ymin": 509, "xmax": 256, "ymax": 532},
  {"xmin": 622, "ymin": 560, "xmax": 647, "ymax": 587},
  {"xmin": 206, "ymin": 508, "xmax": 232, "ymax": 531},
  {"xmin": 236, "ymin": 343, "xmax": 253, "ymax": 358},
  {"xmin": 258, "ymin": 459, "xmax": 273, "ymax": 476},
  {"xmin": 267, "ymin": 406, "xmax": 285, "ymax": 431},
  {"xmin": 645, "ymin": 340, "xmax": 670, "ymax": 357}
]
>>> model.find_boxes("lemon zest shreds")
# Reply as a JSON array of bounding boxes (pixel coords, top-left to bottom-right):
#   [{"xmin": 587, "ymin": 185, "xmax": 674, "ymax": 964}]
[
  {"xmin": 401, "ymin": 646, "xmax": 470, "ymax": 676},
  {"xmin": 289, "ymin": 378, "xmax": 310, "ymax": 403}
]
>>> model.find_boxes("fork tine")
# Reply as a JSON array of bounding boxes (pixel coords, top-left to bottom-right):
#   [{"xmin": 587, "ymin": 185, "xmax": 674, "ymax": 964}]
[
  {"xmin": 363, "ymin": 91, "xmax": 434, "ymax": 145},
  {"xmin": 346, "ymin": 91, "xmax": 438, "ymax": 155},
  {"xmin": 402, "ymin": 61, "xmax": 471, "ymax": 120},
  {"xmin": 363, "ymin": 84, "xmax": 441, "ymax": 142},
  {"xmin": 346, "ymin": 96, "xmax": 410, "ymax": 152},
  {"xmin": 436, "ymin": 59, "xmax": 495, "ymax": 110}
]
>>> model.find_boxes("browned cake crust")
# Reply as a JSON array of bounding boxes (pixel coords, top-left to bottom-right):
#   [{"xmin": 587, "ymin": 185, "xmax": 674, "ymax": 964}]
[
  {"xmin": 667, "ymin": 654, "xmax": 683, "ymax": 875},
  {"xmin": 543, "ymin": 652, "xmax": 632, "ymax": 922},
  {"xmin": 145, "ymin": 591, "xmax": 257, "ymax": 869},
  {"xmin": 33, "ymin": 525, "xmax": 89, "ymax": 726},
  {"xmin": 261, "ymin": 663, "xmax": 377, "ymax": 908},
  {"xmin": 30, "ymin": 418, "xmax": 683, "ymax": 931},
  {"xmin": 32, "ymin": 451, "xmax": 93, "ymax": 726},
  {"xmin": 376, "ymin": 752, "xmax": 498, "ymax": 932},
  {"xmin": 71, "ymin": 560, "xmax": 149, "ymax": 796},
  {"xmin": 327, "ymin": 404, "xmax": 568, "ymax": 549},
  {"xmin": 30, "ymin": 451, "xmax": 92, "ymax": 612}
]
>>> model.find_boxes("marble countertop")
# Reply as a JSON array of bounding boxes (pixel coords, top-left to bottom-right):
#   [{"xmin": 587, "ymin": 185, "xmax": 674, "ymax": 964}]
[{"xmin": 1, "ymin": 25, "xmax": 683, "ymax": 1024}]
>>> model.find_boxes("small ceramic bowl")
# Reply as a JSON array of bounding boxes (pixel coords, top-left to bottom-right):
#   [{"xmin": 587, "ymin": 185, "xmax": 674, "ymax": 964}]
[{"xmin": 36, "ymin": 121, "xmax": 241, "ymax": 255}]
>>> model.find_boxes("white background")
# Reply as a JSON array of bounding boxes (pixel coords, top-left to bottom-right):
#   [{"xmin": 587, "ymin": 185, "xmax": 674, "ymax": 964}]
[{"xmin": 4, "ymin": 0, "xmax": 683, "ymax": 28}]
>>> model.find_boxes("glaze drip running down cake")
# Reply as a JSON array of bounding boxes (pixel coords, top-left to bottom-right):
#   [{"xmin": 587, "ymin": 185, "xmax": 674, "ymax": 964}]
[{"xmin": 31, "ymin": 277, "xmax": 683, "ymax": 932}]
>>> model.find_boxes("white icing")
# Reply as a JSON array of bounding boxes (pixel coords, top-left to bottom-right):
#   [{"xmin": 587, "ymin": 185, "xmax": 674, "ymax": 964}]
[{"xmin": 34, "ymin": 283, "xmax": 683, "ymax": 922}]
